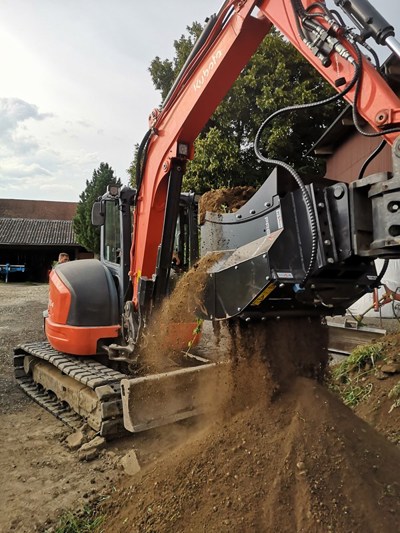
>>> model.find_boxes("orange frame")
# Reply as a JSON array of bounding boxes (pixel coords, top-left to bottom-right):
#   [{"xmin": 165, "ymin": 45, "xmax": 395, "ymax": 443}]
[{"xmin": 130, "ymin": 0, "xmax": 400, "ymax": 311}]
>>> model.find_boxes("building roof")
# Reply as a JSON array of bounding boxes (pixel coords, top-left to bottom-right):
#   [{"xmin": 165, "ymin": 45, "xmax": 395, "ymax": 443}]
[
  {"xmin": 0, "ymin": 199, "xmax": 77, "ymax": 220},
  {"xmin": 0, "ymin": 218, "xmax": 79, "ymax": 246}
]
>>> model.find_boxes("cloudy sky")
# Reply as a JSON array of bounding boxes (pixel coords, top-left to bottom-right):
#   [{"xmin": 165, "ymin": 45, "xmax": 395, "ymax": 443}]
[{"xmin": 0, "ymin": 0, "xmax": 398, "ymax": 202}]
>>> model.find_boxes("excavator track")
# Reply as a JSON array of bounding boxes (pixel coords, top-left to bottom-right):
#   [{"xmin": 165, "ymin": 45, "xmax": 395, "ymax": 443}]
[{"xmin": 14, "ymin": 341, "xmax": 128, "ymax": 439}]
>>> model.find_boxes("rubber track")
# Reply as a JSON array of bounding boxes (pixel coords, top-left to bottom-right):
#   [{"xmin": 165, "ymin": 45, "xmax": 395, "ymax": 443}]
[{"xmin": 14, "ymin": 341, "xmax": 129, "ymax": 439}]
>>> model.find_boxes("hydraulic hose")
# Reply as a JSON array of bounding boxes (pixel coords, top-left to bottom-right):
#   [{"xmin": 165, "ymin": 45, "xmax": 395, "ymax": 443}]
[
  {"xmin": 254, "ymin": 58, "xmax": 360, "ymax": 286},
  {"xmin": 357, "ymin": 139, "xmax": 386, "ymax": 179},
  {"xmin": 135, "ymin": 129, "xmax": 152, "ymax": 195}
]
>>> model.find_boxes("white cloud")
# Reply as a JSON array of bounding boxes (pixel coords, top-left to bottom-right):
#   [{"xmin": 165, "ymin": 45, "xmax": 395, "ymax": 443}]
[
  {"xmin": 0, "ymin": 98, "xmax": 51, "ymax": 137},
  {"xmin": 0, "ymin": 97, "xmax": 102, "ymax": 200},
  {"xmin": 0, "ymin": 0, "xmax": 397, "ymax": 202}
]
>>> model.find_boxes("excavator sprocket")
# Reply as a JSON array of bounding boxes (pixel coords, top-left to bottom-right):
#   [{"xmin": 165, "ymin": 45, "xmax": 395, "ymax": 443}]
[{"xmin": 14, "ymin": 341, "xmax": 128, "ymax": 439}]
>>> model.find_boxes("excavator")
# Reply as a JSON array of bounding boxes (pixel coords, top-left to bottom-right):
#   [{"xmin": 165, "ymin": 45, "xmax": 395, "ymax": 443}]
[{"xmin": 14, "ymin": 0, "xmax": 400, "ymax": 438}]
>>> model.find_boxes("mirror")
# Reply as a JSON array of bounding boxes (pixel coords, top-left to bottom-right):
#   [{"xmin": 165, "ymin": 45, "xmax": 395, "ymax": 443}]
[{"xmin": 91, "ymin": 201, "xmax": 105, "ymax": 226}]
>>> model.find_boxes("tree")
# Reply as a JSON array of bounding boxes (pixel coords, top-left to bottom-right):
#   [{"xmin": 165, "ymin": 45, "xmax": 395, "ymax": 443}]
[
  {"xmin": 185, "ymin": 29, "xmax": 345, "ymax": 192},
  {"xmin": 142, "ymin": 24, "xmax": 344, "ymax": 194},
  {"xmin": 128, "ymin": 23, "xmax": 204, "ymax": 186},
  {"xmin": 73, "ymin": 163, "xmax": 121, "ymax": 254}
]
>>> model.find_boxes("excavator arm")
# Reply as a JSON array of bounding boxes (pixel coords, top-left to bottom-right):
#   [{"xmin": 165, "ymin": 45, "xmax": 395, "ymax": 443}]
[{"xmin": 131, "ymin": 0, "xmax": 400, "ymax": 333}]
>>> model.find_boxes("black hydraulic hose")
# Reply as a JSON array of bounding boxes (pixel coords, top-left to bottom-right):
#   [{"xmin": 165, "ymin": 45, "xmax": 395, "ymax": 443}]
[
  {"xmin": 357, "ymin": 139, "xmax": 386, "ymax": 179},
  {"xmin": 135, "ymin": 129, "xmax": 152, "ymax": 194},
  {"xmin": 375, "ymin": 259, "xmax": 389, "ymax": 287},
  {"xmin": 360, "ymin": 41, "xmax": 380, "ymax": 69},
  {"xmin": 290, "ymin": 0, "xmax": 308, "ymax": 41},
  {"xmin": 329, "ymin": 9, "xmax": 346, "ymax": 27}
]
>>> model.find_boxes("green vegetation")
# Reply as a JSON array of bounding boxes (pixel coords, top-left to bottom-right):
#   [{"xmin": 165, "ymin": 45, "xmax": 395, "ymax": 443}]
[
  {"xmin": 332, "ymin": 342, "xmax": 384, "ymax": 407},
  {"xmin": 73, "ymin": 163, "xmax": 121, "ymax": 254},
  {"xmin": 54, "ymin": 505, "xmax": 103, "ymax": 533},
  {"xmin": 333, "ymin": 342, "xmax": 384, "ymax": 381},
  {"xmin": 129, "ymin": 23, "xmax": 343, "ymax": 193}
]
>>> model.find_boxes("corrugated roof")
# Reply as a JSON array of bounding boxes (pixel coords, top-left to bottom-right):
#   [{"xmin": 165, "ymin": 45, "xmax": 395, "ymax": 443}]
[{"xmin": 0, "ymin": 218, "xmax": 80, "ymax": 246}]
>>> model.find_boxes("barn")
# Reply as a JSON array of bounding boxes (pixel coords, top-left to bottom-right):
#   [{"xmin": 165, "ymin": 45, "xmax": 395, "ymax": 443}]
[{"xmin": 0, "ymin": 199, "xmax": 92, "ymax": 283}]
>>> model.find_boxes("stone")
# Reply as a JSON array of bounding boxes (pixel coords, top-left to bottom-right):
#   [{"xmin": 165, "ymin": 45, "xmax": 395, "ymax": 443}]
[
  {"xmin": 66, "ymin": 430, "xmax": 85, "ymax": 451},
  {"xmin": 120, "ymin": 450, "xmax": 141, "ymax": 476},
  {"xmin": 381, "ymin": 363, "xmax": 400, "ymax": 374},
  {"xmin": 79, "ymin": 435, "xmax": 106, "ymax": 453},
  {"xmin": 78, "ymin": 448, "xmax": 99, "ymax": 462}
]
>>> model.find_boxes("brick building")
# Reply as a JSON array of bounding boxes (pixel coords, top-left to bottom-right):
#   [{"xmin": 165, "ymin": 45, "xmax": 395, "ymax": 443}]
[{"xmin": 0, "ymin": 199, "xmax": 92, "ymax": 282}]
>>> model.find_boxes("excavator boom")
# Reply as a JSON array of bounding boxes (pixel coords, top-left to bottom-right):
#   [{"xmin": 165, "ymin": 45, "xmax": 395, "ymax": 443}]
[{"xmin": 131, "ymin": 0, "xmax": 400, "ymax": 336}]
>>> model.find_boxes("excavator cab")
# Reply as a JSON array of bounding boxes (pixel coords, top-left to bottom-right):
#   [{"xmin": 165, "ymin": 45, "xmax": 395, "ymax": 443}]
[
  {"xmin": 92, "ymin": 185, "xmax": 199, "ymax": 312},
  {"xmin": 92, "ymin": 185, "xmax": 136, "ymax": 315}
]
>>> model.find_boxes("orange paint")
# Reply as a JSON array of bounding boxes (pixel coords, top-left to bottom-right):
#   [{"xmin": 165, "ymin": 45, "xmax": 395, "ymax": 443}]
[{"xmin": 45, "ymin": 317, "xmax": 120, "ymax": 356}]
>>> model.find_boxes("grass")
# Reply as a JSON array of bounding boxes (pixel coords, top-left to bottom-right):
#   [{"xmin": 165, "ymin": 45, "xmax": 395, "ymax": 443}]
[
  {"xmin": 388, "ymin": 380, "xmax": 400, "ymax": 413},
  {"xmin": 332, "ymin": 342, "xmax": 384, "ymax": 407},
  {"xmin": 332, "ymin": 342, "xmax": 384, "ymax": 381},
  {"xmin": 54, "ymin": 505, "xmax": 104, "ymax": 533}
]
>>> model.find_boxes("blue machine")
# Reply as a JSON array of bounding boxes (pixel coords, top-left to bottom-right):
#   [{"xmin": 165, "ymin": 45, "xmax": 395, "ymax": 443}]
[{"xmin": 0, "ymin": 263, "xmax": 25, "ymax": 283}]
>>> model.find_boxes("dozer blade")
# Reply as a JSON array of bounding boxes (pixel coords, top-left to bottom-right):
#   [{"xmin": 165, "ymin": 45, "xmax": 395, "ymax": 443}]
[
  {"xmin": 121, "ymin": 362, "xmax": 221, "ymax": 432},
  {"xmin": 14, "ymin": 341, "xmax": 224, "ymax": 438}
]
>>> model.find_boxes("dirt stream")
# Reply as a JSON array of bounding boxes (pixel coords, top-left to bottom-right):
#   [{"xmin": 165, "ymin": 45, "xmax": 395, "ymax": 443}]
[{"xmin": 1, "ymin": 270, "xmax": 400, "ymax": 532}]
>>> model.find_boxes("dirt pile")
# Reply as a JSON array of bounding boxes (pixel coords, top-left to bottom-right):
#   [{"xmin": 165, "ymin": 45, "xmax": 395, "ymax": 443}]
[
  {"xmin": 98, "ymin": 319, "xmax": 400, "ymax": 532},
  {"xmin": 198, "ymin": 186, "xmax": 256, "ymax": 224},
  {"xmin": 101, "ymin": 377, "xmax": 400, "ymax": 533}
]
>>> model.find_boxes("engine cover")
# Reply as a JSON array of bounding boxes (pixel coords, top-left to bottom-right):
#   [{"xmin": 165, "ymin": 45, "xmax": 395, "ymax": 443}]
[{"xmin": 46, "ymin": 259, "xmax": 120, "ymax": 355}]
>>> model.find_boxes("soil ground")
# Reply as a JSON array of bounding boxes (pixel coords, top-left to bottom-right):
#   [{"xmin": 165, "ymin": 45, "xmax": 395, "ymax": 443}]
[
  {"xmin": 1, "ymin": 283, "xmax": 400, "ymax": 532},
  {"xmin": 0, "ymin": 283, "xmax": 209, "ymax": 533}
]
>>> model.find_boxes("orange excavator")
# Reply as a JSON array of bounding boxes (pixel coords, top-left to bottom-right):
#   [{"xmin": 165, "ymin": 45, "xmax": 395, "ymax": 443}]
[{"xmin": 15, "ymin": 0, "xmax": 400, "ymax": 437}]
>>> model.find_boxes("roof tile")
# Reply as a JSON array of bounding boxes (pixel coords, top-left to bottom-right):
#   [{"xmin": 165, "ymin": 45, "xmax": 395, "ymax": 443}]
[{"xmin": 0, "ymin": 218, "xmax": 80, "ymax": 246}]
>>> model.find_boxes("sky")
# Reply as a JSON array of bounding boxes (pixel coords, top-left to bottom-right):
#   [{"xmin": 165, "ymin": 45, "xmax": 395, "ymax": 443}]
[{"xmin": 0, "ymin": 0, "xmax": 398, "ymax": 202}]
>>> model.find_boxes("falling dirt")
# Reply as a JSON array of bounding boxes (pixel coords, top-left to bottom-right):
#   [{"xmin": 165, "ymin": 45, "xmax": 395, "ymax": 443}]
[
  {"xmin": 98, "ymin": 318, "xmax": 400, "ymax": 533},
  {"xmin": 141, "ymin": 252, "xmax": 222, "ymax": 372},
  {"xmin": 198, "ymin": 186, "xmax": 256, "ymax": 225}
]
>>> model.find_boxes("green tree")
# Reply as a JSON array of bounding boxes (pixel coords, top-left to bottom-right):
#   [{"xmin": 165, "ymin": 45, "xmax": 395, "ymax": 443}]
[
  {"xmin": 128, "ymin": 23, "xmax": 204, "ymax": 186},
  {"xmin": 142, "ymin": 24, "xmax": 344, "ymax": 194},
  {"xmin": 73, "ymin": 163, "xmax": 121, "ymax": 254},
  {"xmin": 149, "ymin": 22, "xmax": 203, "ymax": 102}
]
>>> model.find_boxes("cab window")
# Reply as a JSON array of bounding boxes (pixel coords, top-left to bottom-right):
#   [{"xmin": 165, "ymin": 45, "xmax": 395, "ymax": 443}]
[{"xmin": 103, "ymin": 201, "xmax": 121, "ymax": 263}]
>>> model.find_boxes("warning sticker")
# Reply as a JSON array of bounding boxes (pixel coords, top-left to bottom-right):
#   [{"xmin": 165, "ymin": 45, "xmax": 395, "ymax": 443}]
[{"xmin": 251, "ymin": 283, "xmax": 277, "ymax": 306}]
